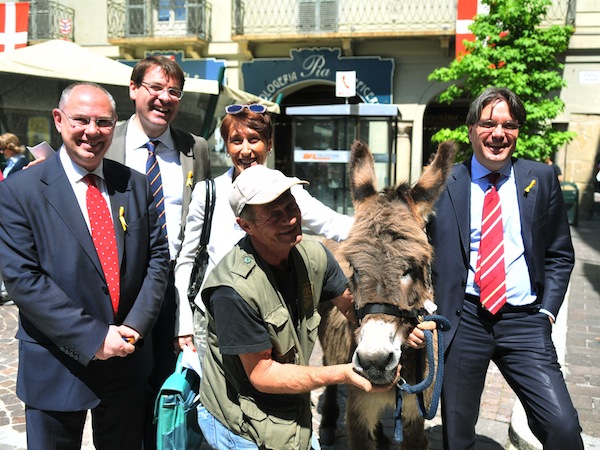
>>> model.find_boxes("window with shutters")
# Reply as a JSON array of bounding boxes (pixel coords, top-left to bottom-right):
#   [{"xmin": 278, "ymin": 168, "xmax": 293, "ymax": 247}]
[
  {"xmin": 298, "ymin": 0, "xmax": 337, "ymax": 33},
  {"xmin": 126, "ymin": 0, "xmax": 146, "ymax": 36},
  {"xmin": 187, "ymin": 1, "xmax": 206, "ymax": 37},
  {"xmin": 29, "ymin": 0, "xmax": 50, "ymax": 40}
]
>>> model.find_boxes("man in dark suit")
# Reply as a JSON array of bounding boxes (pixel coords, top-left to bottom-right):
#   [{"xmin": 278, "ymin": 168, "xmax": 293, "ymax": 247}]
[
  {"xmin": 0, "ymin": 132, "xmax": 29, "ymax": 178},
  {"xmin": 104, "ymin": 55, "xmax": 210, "ymax": 448},
  {"xmin": 426, "ymin": 87, "xmax": 583, "ymax": 449},
  {"xmin": 0, "ymin": 82, "xmax": 170, "ymax": 449}
]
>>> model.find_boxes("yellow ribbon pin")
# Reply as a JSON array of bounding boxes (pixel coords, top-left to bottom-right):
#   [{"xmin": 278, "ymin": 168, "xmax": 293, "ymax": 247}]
[
  {"xmin": 186, "ymin": 171, "xmax": 193, "ymax": 187},
  {"xmin": 524, "ymin": 180, "xmax": 536, "ymax": 195},
  {"xmin": 119, "ymin": 206, "xmax": 127, "ymax": 231}
]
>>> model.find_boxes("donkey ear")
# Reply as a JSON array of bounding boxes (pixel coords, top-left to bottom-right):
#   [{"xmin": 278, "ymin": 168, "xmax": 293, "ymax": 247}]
[
  {"xmin": 411, "ymin": 140, "xmax": 457, "ymax": 223},
  {"xmin": 349, "ymin": 140, "xmax": 378, "ymax": 204}
]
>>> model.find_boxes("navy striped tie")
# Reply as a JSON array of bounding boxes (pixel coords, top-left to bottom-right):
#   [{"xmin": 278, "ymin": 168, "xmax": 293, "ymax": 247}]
[{"xmin": 145, "ymin": 140, "xmax": 167, "ymax": 238}]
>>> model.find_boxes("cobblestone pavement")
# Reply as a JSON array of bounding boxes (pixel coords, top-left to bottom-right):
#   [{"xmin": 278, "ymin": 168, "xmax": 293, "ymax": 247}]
[
  {"xmin": 309, "ymin": 342, "xmax": 515, "ymax": 450},
  {"xmin": 1, "ymin": 219, "xmax": 598, "ymax": 449},
  {"xmin": 0, "ymin": 302, "xmax": 515, "ymax": 450},
  {"xmin": 565, "ymin": 219, "xmax": 600, "ymax": 440}
]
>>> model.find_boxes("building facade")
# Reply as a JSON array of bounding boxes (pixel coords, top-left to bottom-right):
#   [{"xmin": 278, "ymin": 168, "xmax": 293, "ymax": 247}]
[{"xmin": 16, "ymin": 0, "xmax": 600, "ymax": 217}]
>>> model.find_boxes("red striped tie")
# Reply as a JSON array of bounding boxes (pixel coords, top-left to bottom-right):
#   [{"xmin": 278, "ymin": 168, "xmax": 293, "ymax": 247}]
[
  {"xmin": 474, "ymin": 173, "xmax": 507, "ymax": 314},
  {"xmin": 85, "ymin": 174, "xmax": 120, "ymax": 316}
]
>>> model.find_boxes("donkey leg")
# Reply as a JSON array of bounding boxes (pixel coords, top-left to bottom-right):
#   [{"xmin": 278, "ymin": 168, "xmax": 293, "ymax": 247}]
[
  {"xmin": 318, "ymin": 384, "xmax": 339, "ymax": 445},
  {"xmin": 346, "ymin": 389, "xmax": 390, "ymax": 450},
  {"xmin": 400, "ymin": 393, "xmax": 429, "ymax": 450},
  {"xmin": 401, "ymin": 413, "xmax": 428, "ymax": 450}
]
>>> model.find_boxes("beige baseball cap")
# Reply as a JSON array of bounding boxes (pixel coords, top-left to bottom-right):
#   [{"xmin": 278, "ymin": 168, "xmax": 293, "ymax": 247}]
[{"xmin": 229, "ymin": 165, "xmax": 309, "ymax": 216}]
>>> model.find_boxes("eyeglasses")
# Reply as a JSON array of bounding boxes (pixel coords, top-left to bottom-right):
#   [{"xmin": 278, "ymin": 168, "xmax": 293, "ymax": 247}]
[
  {"xmin": 225, "ymin": 104, "xmax": 267, "ymax": 115},
  {"xmin": 477, "ymin": 120, "xmax": 520, "ymax": 130},
  {"xmin": 140, "ymin": 81, "xmax": 184, "ymax": 100},
  {"xmin": 60, "ymin": 109, "xmax": 117, "ymax": 130}
]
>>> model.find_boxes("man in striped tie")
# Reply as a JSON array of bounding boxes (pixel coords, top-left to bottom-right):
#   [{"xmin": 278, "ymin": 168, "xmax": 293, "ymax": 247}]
[
  {"xmin": 425, "ymin": 87, "xmax": 583, "ymax": 449},
  {"xmin": 105, "ymin": 55, "xmax": 210, "ymax": 449}
]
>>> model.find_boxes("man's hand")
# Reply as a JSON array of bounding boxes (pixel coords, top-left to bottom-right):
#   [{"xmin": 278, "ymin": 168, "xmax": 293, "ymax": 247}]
[
  {"xmin": 23, "ymin": 156, "xmax": 46, "ymax": 169},
  {"xmin": 406, "ymin": 320, "xmax": 437, "ymax": 349},
  {"xmin": 175, "ymin": 335, "xmax": 196, "ymax": 352},
  {"xmin": 332, "ymin": 289, "xmax": 357, "ymax": 324},
  {"xmin": 94, "ymin": 325, "xmax": 136, "ymax": 360},
  {"xmin": 341, "ymin": 363, "xmax": 373, "ymax": 392},
  {"xmin": 117, "ymin": 324, "xmax": 140, "ymax": 344},
  {"xmin": 343, "ymin": 363, "xmax": 401, "ymax": 393}
]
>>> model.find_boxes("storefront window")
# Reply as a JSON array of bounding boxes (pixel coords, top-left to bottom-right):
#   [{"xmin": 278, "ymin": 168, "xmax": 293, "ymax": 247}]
[{"xmin": 289, "ymin": 114, "xmax": 395, "ymax": 215}]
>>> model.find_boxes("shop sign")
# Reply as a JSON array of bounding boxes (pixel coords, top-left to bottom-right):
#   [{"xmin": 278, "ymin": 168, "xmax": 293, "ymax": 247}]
[
  {"xmin": 294, "ymin": 150, "xmax": 350, "ymax": 163},
  {"xmin": 242, "ymin": 48, "xmax": 394, "ymax": 104}
]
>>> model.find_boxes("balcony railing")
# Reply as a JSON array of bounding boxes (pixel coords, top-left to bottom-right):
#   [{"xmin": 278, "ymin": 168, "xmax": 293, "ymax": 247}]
[
  {"xmin": 28, "ymin": 0, "xmax": 75, "ymax": 41},
  {"xmin": 232, "ymin": 0, "xmax": 575, "ymax": 39},
  {"xmin": 107, "ymin": 0, "xmax": 211, "ymax": 41}
]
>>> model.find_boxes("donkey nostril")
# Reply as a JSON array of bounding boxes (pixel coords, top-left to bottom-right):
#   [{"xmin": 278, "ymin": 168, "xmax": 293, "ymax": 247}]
[{"xmin": 355, "ymin": 350, "xmax": 394, "ymax": 372}]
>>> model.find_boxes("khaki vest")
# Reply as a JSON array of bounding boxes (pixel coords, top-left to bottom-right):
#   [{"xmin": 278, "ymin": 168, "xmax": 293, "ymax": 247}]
[{"xmin": 200, "ymin": 235, "xmax": 327, "ymax": 450}]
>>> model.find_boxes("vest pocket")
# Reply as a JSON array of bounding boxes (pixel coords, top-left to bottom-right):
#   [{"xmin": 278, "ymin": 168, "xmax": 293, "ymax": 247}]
[
  {"xmin": 263, "ymin": 306, "xmax": 295, "ymax": 361},
  {"xmin": 238, "ymin": 394, "xmax": 301, "ymax": 449}
]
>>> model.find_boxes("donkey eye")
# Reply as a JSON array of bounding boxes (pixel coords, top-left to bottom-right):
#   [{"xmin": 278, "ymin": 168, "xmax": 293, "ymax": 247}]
[
  {"xmin": 400, "ymin": 268, "xmax": 413, "ymax": 285},
  {"xmin": 347, "ymin": 266, "xmax": 360, "ymax": 293}
]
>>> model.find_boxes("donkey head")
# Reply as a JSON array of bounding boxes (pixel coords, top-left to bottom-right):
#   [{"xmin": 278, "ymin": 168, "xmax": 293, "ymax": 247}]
[{"xmin": 343, "ymin": 140, "xmax": 456, "ymax": 385}]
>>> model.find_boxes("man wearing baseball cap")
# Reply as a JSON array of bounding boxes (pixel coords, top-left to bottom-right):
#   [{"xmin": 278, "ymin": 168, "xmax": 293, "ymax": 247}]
[{"xmin": 197, "ymin": 165, "xmax": 375, "ymax": 450}]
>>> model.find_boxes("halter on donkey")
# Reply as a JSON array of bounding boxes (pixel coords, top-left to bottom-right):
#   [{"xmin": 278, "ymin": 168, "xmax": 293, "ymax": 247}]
[{"xmin": 354, "ymin": 277, "xmax": 451, "ymax": 443}]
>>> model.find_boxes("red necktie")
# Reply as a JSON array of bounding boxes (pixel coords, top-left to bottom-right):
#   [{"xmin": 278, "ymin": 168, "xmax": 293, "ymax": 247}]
[
  {"xmin": 85, "ymin": 174, "xmax": 120, "ymax": 316},
  {"xmin": 474, "ymin": 173, "xmax": 507, "ymax": 314}
]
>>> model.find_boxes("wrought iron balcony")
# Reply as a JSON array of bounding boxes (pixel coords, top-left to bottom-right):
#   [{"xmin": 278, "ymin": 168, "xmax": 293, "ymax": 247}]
[
  {"xmin": 231, "ymin": 0, "xmax": 575, "ymax": 40},
  {"xmin": 28, "ymin": 0, "xmax": 75, "ymax": 41},
  {"xmin": 107, "ymin": 0, "xmax": 211, "ymax": 43}
]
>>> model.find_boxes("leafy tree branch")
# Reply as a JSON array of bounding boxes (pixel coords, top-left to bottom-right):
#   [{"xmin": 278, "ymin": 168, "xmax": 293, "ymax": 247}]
[{"xmin": 429, "ymin": 0, "xmax": 575, "ymax": 161}]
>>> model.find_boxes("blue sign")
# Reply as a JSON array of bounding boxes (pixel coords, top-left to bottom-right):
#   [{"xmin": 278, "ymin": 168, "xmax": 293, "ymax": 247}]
[
  {"xmin": 119, "ymin": 50, "xmax": 225, "ymax": 81},
  {"xmin": 241, "ymin": 48, "xmax": 394, "ymax": 104}
]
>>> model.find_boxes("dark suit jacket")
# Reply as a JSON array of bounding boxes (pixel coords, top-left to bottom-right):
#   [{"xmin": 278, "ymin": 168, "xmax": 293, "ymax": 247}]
[
  {"xmin": 5, "ymin": 155, "xmax": 29, "ymax": 177},
  {"xmin": 106, "ymin": 120, "xmax": 210, "ymax": 245},
  {"xmin": 0, "ymin": 152, "xmax": 170, "ymax": 411},
  {"xmin": 428, "ymin": 157, "xmax": 575, "ymax": 346}
]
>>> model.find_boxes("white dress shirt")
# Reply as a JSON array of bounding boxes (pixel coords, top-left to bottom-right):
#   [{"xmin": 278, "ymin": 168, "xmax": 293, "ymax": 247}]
[
  {"xmin": 467, "ymin": 157, "xmax": 538, "ymax": 308},
  {"xmin": 58, "ymin": 146, "xmax": 110, "ymax": 232}
]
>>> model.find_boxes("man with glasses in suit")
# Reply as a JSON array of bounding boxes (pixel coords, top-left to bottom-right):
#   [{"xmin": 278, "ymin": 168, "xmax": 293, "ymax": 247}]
[{"xmin": 105, "ymin": 55, "xmax": 210, "ymax": 449}]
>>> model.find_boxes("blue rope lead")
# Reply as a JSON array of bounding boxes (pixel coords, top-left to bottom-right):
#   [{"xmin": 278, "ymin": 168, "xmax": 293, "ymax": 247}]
[{"xmin": 393, "ymin": 314, "xmax": 451, "ymax": 443}]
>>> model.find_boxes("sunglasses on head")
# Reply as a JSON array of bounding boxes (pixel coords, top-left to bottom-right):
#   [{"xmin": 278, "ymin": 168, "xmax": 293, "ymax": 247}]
[{"xmin": 225, "ymin": 104, "xmax": 267, "ymax": 114}]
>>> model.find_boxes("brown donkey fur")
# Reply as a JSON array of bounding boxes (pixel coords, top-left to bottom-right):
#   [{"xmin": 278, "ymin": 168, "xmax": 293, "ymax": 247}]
[{"xmin": 318, "ymin": 140, "xmax": 457, "ymax": 449}]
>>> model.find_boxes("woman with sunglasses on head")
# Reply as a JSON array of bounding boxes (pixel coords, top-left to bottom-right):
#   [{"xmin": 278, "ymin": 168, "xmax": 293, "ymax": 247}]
[{"xmin": 173, "ymin": 103, "xmax": 354, "ymax": 357}]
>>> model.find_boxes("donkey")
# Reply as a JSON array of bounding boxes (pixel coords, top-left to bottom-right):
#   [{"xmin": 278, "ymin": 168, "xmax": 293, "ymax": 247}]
[{"xmin": 318, "ymin": 139, "xmax": 457, "ymax": 449}]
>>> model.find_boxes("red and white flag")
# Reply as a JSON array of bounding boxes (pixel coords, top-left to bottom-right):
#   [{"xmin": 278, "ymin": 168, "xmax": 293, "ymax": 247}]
[
  {"xmin": 455, "ymin": 0, "xmax": 487, "ymax": 58},
  {"xmin": 0, "ymin": 2, "xmax": 30, "ymax": 52}
]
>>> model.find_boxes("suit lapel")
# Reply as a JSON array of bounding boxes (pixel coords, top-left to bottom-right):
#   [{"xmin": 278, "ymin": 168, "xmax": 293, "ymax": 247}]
[
  {"xmin": 513, "ymin": 159, "xmax": 537, "ymax": 254},
  {"xmin": 41, "ymin": 155, "xmax": 104, "ymax": 276},
  {"xmin": 171, "ymin": 127, "xmax": 195, "ymax": 228},
  {"xmin": 172, "ymin": 127, "xmax": 193, "ymax": 178},
  {"xmin": 447, "ymin": 161, "xmax": 472, "ymax": 259},
  {"xmin": 104, "ymin": 161, "xmax": 130, "ymax": 265}
]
